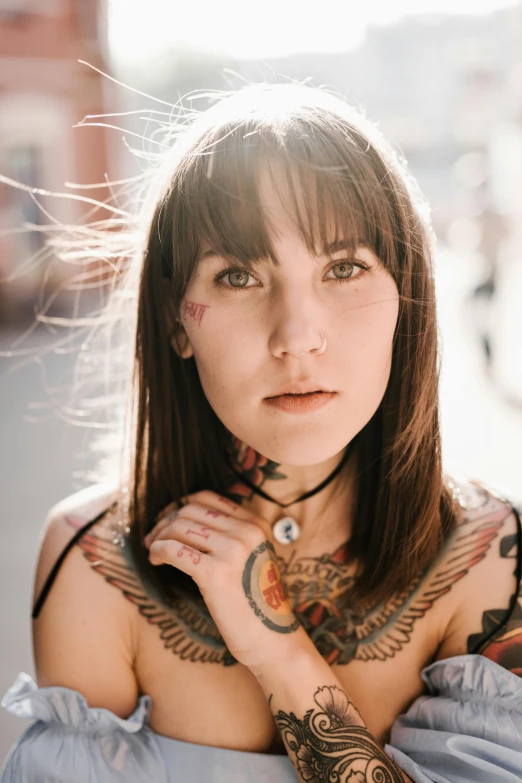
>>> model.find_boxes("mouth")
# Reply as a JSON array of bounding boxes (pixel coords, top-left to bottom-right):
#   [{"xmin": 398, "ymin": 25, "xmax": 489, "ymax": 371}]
[
  {"xmin": 266, "ymin": 390, "xmax": 323, "ymax": 398},
  {"xmin": 265, "ymin": 383, "xmax": 332, "ymax": 398},
  {"xmin": 263, "ymin": 390, "xmax": 337, "ymax": 414}
]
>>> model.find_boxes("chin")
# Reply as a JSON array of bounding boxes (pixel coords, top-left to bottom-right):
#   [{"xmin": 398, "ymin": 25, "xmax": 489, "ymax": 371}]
[{"xmin": 255, "ymin": 435, "xmax": 352, "ymax": 467}]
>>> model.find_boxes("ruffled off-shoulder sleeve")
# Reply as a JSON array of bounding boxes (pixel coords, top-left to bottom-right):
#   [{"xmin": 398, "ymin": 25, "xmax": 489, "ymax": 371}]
[
  {"xmin": 384, "ymin": 654, "xmax": 522, "ymax": 783},
  {"xmin": 0, "ymin": 672, "xmax": 168, "ymax": 783}
]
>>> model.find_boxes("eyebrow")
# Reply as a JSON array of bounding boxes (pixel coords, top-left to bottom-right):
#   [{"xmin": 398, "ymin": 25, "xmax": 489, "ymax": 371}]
[{"xmin": 197, "ymin": 239, "xmax": 361, "ymax": 264}]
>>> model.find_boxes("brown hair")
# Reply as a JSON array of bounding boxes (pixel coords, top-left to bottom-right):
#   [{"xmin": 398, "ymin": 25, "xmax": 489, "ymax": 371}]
[{"xmin": 115, "ymin": 81, "xmax": 457, "ymax": 610}]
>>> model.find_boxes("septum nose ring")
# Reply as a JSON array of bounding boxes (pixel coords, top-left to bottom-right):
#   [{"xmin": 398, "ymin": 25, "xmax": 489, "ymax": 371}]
[{"xmin": 311, "ymin": 334, "xmax": 327, "ymax": 354}]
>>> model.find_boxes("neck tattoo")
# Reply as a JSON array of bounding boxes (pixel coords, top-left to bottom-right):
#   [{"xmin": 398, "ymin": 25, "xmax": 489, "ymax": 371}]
[{"xmin": 224, "ymin": 438, "xmax": 354, "ymax": 545}]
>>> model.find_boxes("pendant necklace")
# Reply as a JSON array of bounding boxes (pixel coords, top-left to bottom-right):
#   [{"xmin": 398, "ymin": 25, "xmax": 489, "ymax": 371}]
[{"xmin": 224, "ymin": 441, "xmax": 354, "ymax": 545}]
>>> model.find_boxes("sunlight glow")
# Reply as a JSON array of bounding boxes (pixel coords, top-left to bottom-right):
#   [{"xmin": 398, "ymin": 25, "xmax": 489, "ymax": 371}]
[{"xmin": 108, "ymin": 0, "xmax": 521, "ymax": 65}]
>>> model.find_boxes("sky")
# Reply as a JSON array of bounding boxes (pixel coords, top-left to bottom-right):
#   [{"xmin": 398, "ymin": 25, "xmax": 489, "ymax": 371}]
[{"xmin": 108, "ymin": 0, "xmax": 521, "ymax": 65}]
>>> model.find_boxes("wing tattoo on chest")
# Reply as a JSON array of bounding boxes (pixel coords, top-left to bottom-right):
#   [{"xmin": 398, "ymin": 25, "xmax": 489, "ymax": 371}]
[
  {"xmin": 466, "ymin": 499, "xmax": 522, "ymax": 674},
  {"xmin": 69, "ymin": 480, "xmax": 513, "ymax": 667},
  {"xmin": 283, "ymin": 491, "xmax": 510, "ymax": 664}
]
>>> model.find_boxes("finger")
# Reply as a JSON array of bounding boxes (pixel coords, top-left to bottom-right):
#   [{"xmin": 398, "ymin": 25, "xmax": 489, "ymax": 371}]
[
  {"xmin": 149, "ymin": 501, "xmax": 234, "ymax": 546},
  {"xmin": 143, "ymin": 507, "xmax": 180, "ymax": 547},
  {"xmin": 179, "ymin": 500, "xmax": 235, "ymax": 527},
  {"xmin": 178, "ymin": 501, "xmax": 273, "ymax": 548},
  {"xmin": 148, "ymin": 538, "xmax": 210, "ymax": 578},
  {"xmin": 183, "ymin": 491, "xmax": 250, "ymax": 519},
  {"xmin": 184, "ymin": 491, "xmax": 273, "ymax": 537},
  {"xmin": 160, "ymin": 500, "xmax": 179, "ymax": 517},
  {"xmin": 145, "ymin": 500, "xmax": 230, "ymax": 549},
  {"xmin": 155, "ymin": 511, "xmax": 233, "ymax": 550},
  {"xmin": 146, "ymin": 494, "xmax": 232, "ymax": 542}
]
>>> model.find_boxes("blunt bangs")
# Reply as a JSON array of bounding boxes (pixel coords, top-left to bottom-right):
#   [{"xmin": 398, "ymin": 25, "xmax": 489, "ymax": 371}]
[{"xmin": 165, "ymin": 105, "xmax": 407, "ymax": 289}]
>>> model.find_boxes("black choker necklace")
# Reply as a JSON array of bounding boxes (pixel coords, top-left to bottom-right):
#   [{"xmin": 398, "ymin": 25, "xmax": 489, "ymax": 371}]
[{"xmin": 224, "ymin": 441, "xmax": 354, "ymax": 545}]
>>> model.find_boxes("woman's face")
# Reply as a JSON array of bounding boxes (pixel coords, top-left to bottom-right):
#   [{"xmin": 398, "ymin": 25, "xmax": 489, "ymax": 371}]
[{"xmin": 174, "ymin": 166, "xmax": 400, "ymax": 466}]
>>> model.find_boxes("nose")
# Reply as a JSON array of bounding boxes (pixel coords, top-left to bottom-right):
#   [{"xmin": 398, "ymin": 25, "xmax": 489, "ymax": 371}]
[{"xmin": 268, "ymin": 292, "xmax": 325, "ymax": 359}]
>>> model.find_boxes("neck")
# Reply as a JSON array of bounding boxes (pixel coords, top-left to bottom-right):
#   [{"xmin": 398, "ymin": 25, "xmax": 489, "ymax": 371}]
[{"xmin": 223, "ymin": 435, "xmax": 357, "ymax": 543}]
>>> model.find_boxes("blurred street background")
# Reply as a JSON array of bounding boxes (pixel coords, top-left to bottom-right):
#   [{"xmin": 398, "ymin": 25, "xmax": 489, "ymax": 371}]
[{"xmin": 1, "ymin": 0, "xmax": 522, "ymax": 760}]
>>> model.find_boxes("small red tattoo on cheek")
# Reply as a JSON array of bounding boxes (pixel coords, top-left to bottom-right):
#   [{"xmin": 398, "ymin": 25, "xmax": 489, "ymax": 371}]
[
  {"xmin": 181, "ymin": 299, "xmax": 209, "ymax": 327},
  {"xmin": 206, "ymin": 509, "xmax": 230, "ymax": 519},
  {"xmin": 177, "ymin": 544, "xmax": 202, "ymax": 564}
]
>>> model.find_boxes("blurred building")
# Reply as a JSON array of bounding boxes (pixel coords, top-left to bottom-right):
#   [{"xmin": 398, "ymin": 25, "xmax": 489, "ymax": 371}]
[
  {"xmin": 236, "ymin": 5, "xmax": 522, "ymax": 239},
  {"xmin": 0, "ymin": 0, "xmax": 115, "ymax": 320},
  {"xmin": 116, "ymin": 4, "xmax": 522, "ymax": 243}
]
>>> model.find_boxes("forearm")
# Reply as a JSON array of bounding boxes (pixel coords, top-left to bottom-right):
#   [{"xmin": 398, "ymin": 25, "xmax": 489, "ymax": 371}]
[{"xmin": 252, "ymin": 628, "xmax": 414, "ymax": 783}]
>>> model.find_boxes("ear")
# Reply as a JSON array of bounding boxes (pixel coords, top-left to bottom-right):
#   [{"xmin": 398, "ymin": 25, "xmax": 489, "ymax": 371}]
[{"xmin": 163, "ymin": 278, "xmax": 194, "ymax": 360}]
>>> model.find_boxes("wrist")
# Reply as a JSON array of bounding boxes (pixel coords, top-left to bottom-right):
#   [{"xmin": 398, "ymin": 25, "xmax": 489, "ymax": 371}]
[{"xmin": 248, "ymin": 624, "xmax": 316, "ymax": 681}]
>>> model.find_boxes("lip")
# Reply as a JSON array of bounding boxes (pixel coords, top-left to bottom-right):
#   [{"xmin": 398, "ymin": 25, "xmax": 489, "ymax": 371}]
[
  {"xmin": 266, "ymin": 382, "xmax": 332, "ymax": 396},
  {"xmin": 263, "ymin": 391, "xmax": 337, "ymax": 414}
]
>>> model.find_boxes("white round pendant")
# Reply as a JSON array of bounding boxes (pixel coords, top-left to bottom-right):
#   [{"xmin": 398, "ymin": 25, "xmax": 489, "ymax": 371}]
[{"xmin": 272, "ymin": 516, "xmax": 301, "ymax": 545}]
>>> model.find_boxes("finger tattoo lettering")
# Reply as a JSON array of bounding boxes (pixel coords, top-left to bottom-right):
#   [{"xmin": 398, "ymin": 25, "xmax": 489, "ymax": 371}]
[
  {"xmin": 206, "ymin": 509, "xmax": 230, "ymax": 519},
  {"xmin": 185, "ymin": 525, "xmax": 211, "ymax": 541},
  {"xmin": 177, "ymin": 544, "xmax": 202, "ymax": 564}
]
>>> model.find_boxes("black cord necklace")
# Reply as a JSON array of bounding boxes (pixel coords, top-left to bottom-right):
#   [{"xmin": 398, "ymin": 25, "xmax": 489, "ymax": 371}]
[{"xmin": 224, "ymin": 440, "xmax": 354, "ymax": 545}]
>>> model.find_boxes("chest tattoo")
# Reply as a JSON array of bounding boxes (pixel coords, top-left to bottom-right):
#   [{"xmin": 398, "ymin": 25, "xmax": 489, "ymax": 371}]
[
  {"xmin": 466, "ymin": 501, "xmax": 522, "ymax": 675},
  {"xmin": 67, "ymin": 480, "xmax": 514, "ymax": 667}
]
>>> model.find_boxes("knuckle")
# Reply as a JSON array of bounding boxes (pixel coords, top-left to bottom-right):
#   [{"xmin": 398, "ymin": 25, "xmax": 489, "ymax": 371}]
[
  {"xmin": 154, "ymin": 512, "xmax": 179, "ymax": 534},
  {"xmin": 192, "ymin": 490, "xmax": 215, "ymax": 503},
  {"xmin": 210, "ymin": 558, "xmax": 235, "ymax": 585},
  {"xmin": 241, "ymin": 525, "xmax": 266, "ymax": 550},
  {"xmin": 251, "ymin": 517, "xmax": 270, "ymax": 539},
  {"xmin": 157, "ymin": 502, "xmax": 179, "ymax": 522},
  {"xmin": 149, "ymin": 538, "xmax": 172, "ymax": 561},
  {"xmin": 227, "ymin": 537, "xmax": 248, "ymax": 559},
  {"xmin": 254, "ymin": 518, "xmax": 273, "ymax": 541},
  {"xmin": 159, "ymin": 520, "xmax": 175, "ymax": 535},
  {"xmin": 154, "ymin": 520, "xmax": 179, "ymax": 542}
]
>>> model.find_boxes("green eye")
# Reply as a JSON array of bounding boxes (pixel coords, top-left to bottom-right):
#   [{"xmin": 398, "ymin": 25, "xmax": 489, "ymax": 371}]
[
  {"xmin": 325, "ymin": 259, "xmax": 371, "ymax": 282},
  {"xmin": 331, "ymin": 262, "xmax": 354, "ymax": 279},
  {"xmin": 214, "ymin": 267, "xmax": 256, "ymax": 289},
  {"xmin": 226, "ymin": 270, "xmax": 250, "ymax": 287}
]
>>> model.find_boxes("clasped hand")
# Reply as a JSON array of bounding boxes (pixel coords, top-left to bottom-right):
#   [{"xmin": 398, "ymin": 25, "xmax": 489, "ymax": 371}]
[{"xmin": 144, "ymin": 490, "xmax": 304, "ymax": 673}]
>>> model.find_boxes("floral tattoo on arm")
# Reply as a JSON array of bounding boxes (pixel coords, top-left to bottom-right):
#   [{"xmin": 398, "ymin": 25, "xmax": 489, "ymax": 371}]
[{"xmin": 272, "ymin": 684, "xmax": 406, "ymax": 782}]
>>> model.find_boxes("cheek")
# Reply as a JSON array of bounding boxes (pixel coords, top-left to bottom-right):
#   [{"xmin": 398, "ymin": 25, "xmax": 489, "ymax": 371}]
[
  {"xmin": 189, "ymin": 321, "xmax": 258, "ymax": 403},
  {"xmin": 342, "ymin": 292, "xmax": 399, "ymax": 387}
]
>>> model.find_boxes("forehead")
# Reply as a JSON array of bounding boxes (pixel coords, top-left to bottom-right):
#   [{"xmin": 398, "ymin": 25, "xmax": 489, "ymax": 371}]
[
  {"xmin": 257, "ymin": 160, "xmax": 336, "ymax": 241},
  {"xmin": 197, "ymin": 160, "xmax": 356, "ymax": 260},
  {"xmin": 197, "ymin": 237, "xmax": 370, "ymax": 262},
  {"xmin": 188, "ymin": 147, "xmax": 385, "ymax": 275}
]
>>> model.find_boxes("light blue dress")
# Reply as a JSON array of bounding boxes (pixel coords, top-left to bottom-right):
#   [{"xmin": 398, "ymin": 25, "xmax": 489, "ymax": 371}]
[{"xmin": 2, "ymin": 653, "xmax": 522, "ymax": 782}]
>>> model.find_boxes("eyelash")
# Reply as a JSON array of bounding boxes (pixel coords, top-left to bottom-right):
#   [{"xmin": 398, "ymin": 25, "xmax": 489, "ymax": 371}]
[{"xmin": 213, "ymin": 259, "xmax": 372, "ymax": 290}]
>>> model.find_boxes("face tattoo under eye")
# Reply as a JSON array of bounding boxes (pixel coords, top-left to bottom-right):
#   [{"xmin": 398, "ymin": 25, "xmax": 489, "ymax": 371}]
[{"xmin": 181, "ymin": 299, "xmax": 210, "ymax": 327}]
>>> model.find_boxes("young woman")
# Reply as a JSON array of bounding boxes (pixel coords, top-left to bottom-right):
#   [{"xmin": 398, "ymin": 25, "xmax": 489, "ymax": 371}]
[{"xmin": 1, "ymin": 82, "xmax": 521, "ymax": 783}]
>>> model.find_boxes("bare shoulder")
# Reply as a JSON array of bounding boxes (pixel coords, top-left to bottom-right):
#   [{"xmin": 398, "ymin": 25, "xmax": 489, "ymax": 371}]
[
  {"xmin": 33, "ymin": 483, "xmax": 118, "ymax": 598},
  {"xmin": 32, "ymin": 482, "xmax": 140, "ymax": 717},
  {"xmin": 434, "ymin": 475, "xmax": 521, "ymax": 674}
]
